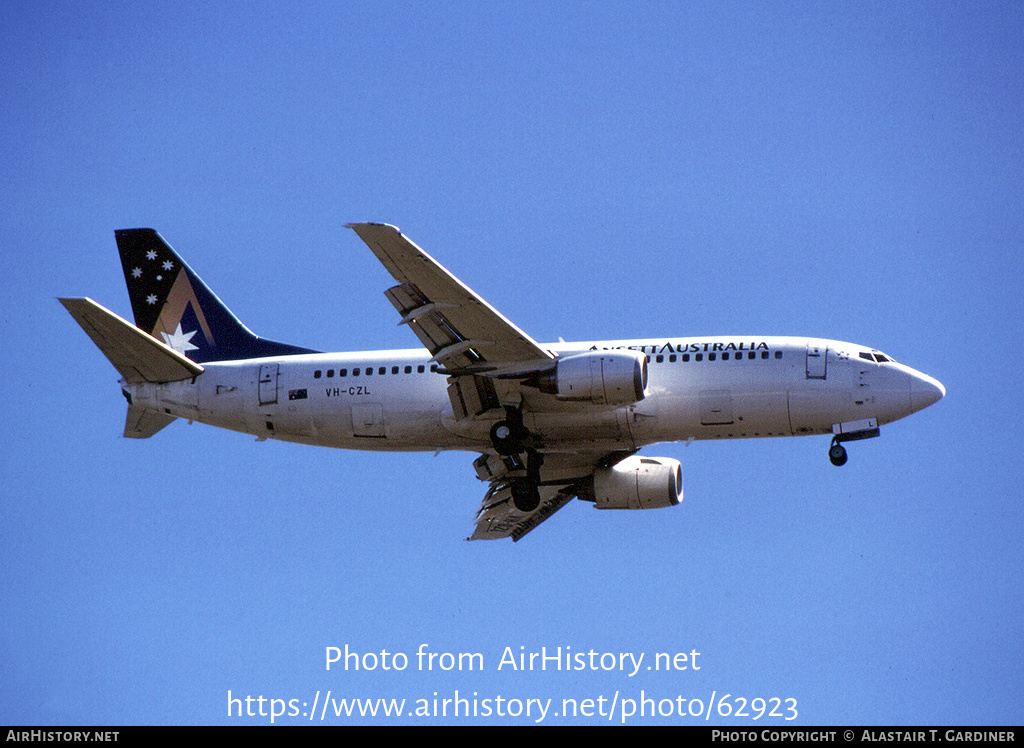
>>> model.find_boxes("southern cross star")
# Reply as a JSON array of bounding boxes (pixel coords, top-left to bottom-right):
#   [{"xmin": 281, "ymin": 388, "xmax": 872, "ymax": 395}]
[{"xmin": 161, "ymin": 323, "xmax": 199, "ymax": 355}]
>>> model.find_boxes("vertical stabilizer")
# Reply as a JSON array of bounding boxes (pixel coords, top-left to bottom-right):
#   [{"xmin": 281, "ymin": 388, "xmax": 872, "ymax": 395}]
[{"xmin": 115, "ymin": 229, "xmax": 317, "ymax": 363}]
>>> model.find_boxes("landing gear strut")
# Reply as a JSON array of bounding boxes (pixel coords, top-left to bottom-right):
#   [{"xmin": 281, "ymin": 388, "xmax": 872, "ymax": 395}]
[
  {"xmin": 497, "ymin": 419, "xmax": 542, "ymax": 513},
  {"xmin": 827, "ymin": 421, "xmax": 880, "ymax": 466},
  {"xmin": 489, "ymin": 406, "xmax": 545, "ymax": 512},
  {"xmin": 509, "ymin": 449, "xmax": 544, "ymax": 512},
  {"xmin": 828, "ymin": 439, "xmax": 848, "ymax": 467}
]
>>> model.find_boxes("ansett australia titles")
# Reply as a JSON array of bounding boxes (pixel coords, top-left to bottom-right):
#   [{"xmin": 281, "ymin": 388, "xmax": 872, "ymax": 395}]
[{"xmin": 326, "ymin": 644, "xmax": 701, "ymax": 677}]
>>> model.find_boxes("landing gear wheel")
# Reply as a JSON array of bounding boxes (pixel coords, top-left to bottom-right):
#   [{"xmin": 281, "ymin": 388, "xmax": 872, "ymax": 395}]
[
  {"xmin": 490, "ymin": 421, "xmax": 517, "ymax": 455},
  {"xmin": 490, "ymin": 406, "xmax": 530, "ymax": 456},
  {"xmin": 829, "ymin": 440, "xmax": 848, "ymax": 467},
  {"xmin": 511, "ymin": 479, "xmax": 541, "ymax": 512}
]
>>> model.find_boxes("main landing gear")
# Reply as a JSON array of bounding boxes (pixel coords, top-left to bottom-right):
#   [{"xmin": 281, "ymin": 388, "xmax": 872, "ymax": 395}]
[
  {"xmin": 490, "ymin": 406, "xmax": 542, "ymax": 512},
  {"xmin": 510, "ymin": 475, "xmax": 541, "ymax": 513},
  {"xmin": 489, "ymin": 406, "xmax": 529, "ymax": 456}
]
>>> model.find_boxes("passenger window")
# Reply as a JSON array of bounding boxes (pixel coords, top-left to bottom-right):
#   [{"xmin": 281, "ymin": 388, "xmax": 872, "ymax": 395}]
[
  {"xmin": 327, "ymin": 369, "xmax": 334, "ymax": 378},
  {"xmin": 775, "ymin": 351, "xmax": 782, "ymax": 359},
  {"xmin": 392, "ymin": 366, "xmax": 399, "ymax": 374},
  {"xmin": 695, "ymin": 354, "xmax": 703, "ymax": 362},
  {"xmin": 682, "ymin": 354, "xmax": 690, "ymax": 362},
  {"xmin": 669, "ymin": 354, "xmax": 677, "ymax": 362},
  {"xmin": 722, "ymin": 352, "xmax": 729, "ymax": 360},
  {"xmin": 709, "ymin": 353, "xmax": 716, "ymax": 361},
  {"xmin": 353, "ymin": 368, "xmax": 360, "ymax": 376},
  {"xmin": 417, "ymin": 365, "xmax": 425, "ymax": 373},
  {"xmin": 339, "ymin": 369, "xmax": 347, "ymax": 377},
  {"xmin": 379, "ymin": 367, "xmax": 386, "ymax": 375},
  {"xmin": 404, "ymin": 365, "xmax": 412, "ymax": 374},
  {"xmin": 656, "ymin": 355, "xmax": 664, "ymax": 363},
  {"xmin": 314, "ymin": 370, "xmax": 321, "ymax": 379},
  {"xmin": 748, "ymin": 352, "xmax": 756, "ymax": 359},
  {"xmin": 761, "ymin": 351, "xmax": 769, "ymax": 359}
]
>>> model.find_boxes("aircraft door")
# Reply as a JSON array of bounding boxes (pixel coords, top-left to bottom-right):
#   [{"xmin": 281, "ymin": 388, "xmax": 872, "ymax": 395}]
[
  {"xmin": 258, "ymin": 363, "xmax": 279, "ymax": 405},
  {"xmin": 806, "ymin": 345, "xmax": 827, "ymax": 380}
]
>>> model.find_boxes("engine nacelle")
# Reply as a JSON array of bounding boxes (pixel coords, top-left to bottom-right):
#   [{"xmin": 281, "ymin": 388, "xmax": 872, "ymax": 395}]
[
  {"xmin": 537, "ymin": 350, "xmax": 648, "ymax": 406},
  {"xmin": 584, "ymin": 455, "xmax": 683, "ymax": 510}
]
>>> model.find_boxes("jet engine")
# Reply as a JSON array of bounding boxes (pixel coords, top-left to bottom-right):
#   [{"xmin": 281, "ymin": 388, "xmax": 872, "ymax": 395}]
[
  {"xmin": 581, "ymin": 455, "xmax": 683, "ymax": 510},
  {"xmin": 535, "ymin": 350, "xmax": 648, "ymax": 406}
]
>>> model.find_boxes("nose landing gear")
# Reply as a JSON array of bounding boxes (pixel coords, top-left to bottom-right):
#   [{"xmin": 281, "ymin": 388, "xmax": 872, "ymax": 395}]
[
  {"xmin": 828, "ymin": 419, "xmax": 880, "ymax": 466},
  {"xmin": 828, "ymin": 439, "xmax": 848, "ymax": 467}
]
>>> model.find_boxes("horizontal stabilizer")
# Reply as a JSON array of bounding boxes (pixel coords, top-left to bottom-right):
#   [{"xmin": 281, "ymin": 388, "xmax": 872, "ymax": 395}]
[
  {"xmin": 124, "ymin": 404, "xmax": 177, "ymax": 438},
  {"xmin": 60, "ymin": 297, "xmax": 204, "ymax": 383}
]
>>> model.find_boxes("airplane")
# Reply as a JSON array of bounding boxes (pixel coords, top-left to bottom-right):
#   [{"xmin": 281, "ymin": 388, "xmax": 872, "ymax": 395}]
[{"xmin": 60, "ymin": 224, "xmax": 945, "ymax": 541}]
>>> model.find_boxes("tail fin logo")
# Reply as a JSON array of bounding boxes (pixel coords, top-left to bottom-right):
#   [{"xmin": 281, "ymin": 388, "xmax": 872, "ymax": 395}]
[
  {"xmin": 116, "ymin": 228, "xmax": 319, "ymax": 363},
  {"xmin": 161, "ymin": 322, "xmax": 199, "ymax": 355},
  {"xmin": 118, "ymin": 230, "xmax": 216, "ymax": 361},
  {"xmin": 154, "ymin": 270, "xmax": 215, "ymax": 354}
]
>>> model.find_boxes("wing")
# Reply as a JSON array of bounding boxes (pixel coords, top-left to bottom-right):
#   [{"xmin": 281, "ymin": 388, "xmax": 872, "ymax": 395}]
[
  {"xmin": 348, "ymin": 223, "xmax": 619, "ymax": 541},
  {"xmin": 346, "ymin": 223, "xmax": 553, "ymax": 376}
]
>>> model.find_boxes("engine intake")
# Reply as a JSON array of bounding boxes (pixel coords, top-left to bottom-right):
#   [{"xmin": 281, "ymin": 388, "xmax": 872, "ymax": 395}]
[
  {"xmin": 537, "ymin": 350, "xmax": 648, "ymax": 406},
  {"xmin": 581, "ymin": 455, "xmax": 683, "ymax": 510}
]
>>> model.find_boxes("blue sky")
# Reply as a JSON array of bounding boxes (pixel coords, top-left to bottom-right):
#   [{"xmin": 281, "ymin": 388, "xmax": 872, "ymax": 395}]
[{"xmin": 2, "ymin": 1, "xmax": 1021, "ymax": 725}]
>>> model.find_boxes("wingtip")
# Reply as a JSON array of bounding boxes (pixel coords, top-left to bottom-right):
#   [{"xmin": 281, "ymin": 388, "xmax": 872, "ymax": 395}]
[{"xmin": 346, "ymin": 222, "xmax": 401, "ymax": 233}]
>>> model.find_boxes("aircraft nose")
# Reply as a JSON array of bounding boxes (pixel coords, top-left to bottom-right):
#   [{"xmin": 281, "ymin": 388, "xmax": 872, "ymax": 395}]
[{"xmin": 910, "ymin": 371, "xmax": 945, "ymax": 412}]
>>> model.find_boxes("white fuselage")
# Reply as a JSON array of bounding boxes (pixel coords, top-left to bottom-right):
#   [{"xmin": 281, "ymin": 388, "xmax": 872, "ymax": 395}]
[{"xmin": 125, "ymin": 335, "xmax": 944, "ymax": 454}]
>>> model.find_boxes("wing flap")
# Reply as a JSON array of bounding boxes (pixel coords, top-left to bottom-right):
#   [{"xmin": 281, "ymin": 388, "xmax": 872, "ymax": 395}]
[
  {"xmin": 470, "ymin": 484, "xmax": 576, "ymax": 541},
  {"xmin": 60, "ymin": 297, "xmax": 204, "ymax": 383},
  {"xmin": 468, "ymin": 450, "xmax": 627, "ymax": 540}
]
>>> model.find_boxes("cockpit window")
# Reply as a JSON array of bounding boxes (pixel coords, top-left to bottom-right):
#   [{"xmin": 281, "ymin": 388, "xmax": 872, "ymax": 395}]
[{"xmin": 860, "ymin": 351, "xmax": 894, "ymax": 363}]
